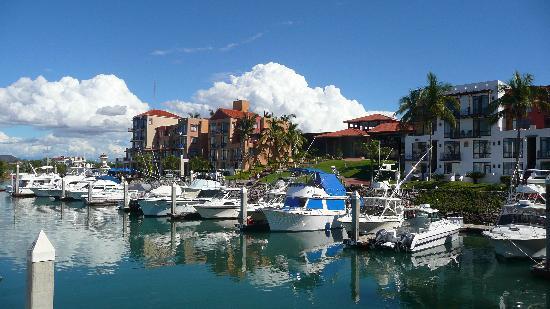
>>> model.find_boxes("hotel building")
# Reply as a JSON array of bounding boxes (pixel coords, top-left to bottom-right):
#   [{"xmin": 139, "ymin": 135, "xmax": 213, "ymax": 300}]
[{"xmin": 403, "ymin": 80, "xmax": 550, "ymax": 182}]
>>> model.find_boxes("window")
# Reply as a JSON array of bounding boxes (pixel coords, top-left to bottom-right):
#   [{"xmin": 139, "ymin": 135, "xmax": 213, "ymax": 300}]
[
  {"xmin": 503, "ymin": 162, "xmax": 523, "ymax": 176},
  {"xmin": 540, "ymin": 137, "xmax": 550, "ymax": 158},
  {"xmin": 473, "ymin": 162, "xmax": 491, "ymax": 174},
  {"xmin": 472, "ymin": 95, "xmax": 489, "ymax": 115},
  {"xmin": 473, "ymin": 140, "xmax": 491, "ymax": 158},
  {"xmin": 544, "ymin": 117, "xmax": 550, "ymax": 128},
  {"xmin": 191, "ymin": 137, "xmax": 198, "ymax": 144},
  {"xmin": 503, "ymin": 138, "xmax": 523, "ymax": 158},
  {"xmin": 444, "ymin": 121, "xmax": 459, "ymax": 138},
  {"xmin": 190, "ymin": 124, "xmax": 198, "ymax": 132},
  {"xmin": 149, "ymin": 118, "xmax": 153, "ymax": 125},
  {"xmin": 473, "ymin": 118, "xmax": 491, "ymax": 136}
]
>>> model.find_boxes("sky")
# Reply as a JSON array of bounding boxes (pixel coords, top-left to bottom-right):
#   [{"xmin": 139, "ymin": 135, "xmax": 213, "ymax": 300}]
[{"xmin": 0, "ymin": 0, "xmax": 549, "ymax": 159}]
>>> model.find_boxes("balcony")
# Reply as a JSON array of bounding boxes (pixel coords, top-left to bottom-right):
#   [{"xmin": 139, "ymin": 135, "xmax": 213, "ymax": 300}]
[
  {"xmin": 440, "ymin": 152, "xmax": 461, "ymax": 161},
  {"xmin": 405, "ymin": 153, "xmax": 428, "ymax": 161},
  {"xmin": 447, "ymin": 130, "xmax": 490, "ymax": 139},
  {"xmin": 459, "ymin": 108, "xmax": 489, "ymax": 118},
  {"xmin": 538, "ymin": 150, "xmax": 550, "ymax": 159},
  {"xmin": 128, "ymin": 128, "xmax": 134, "ymax": 132}
]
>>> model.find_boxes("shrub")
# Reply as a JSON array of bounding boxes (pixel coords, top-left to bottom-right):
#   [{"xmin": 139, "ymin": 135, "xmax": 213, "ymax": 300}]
[
  {"xmin": 432, "ymin": 173, "xmax": 445, "ymax": 181},
  {"xmin": 500, "ymin": 175, "xmax": 511, "ymax": 185},
  {"xmin": 466, "ymin": 171, "xmax": 485, "ymax": 184}
]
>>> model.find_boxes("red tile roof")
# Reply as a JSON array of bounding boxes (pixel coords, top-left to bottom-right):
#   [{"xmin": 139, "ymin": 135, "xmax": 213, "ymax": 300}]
[
  {"xmin": 368, "ymin": 122, "xmax": 414, "ymax": 134},
  {"xmin": 136, "ymin": 109, "xmax": 181, "ymax": 119},
  {"xmin": 344, "ymin": 114, "xmax": 396, "ymax": 123},
  {"xmin": 316, "ymin": 128, "xmax": 369, "ymax": 138},
  {"xmin": 210, "ymin": 108, "xmax": 258, "ymax": 120}
]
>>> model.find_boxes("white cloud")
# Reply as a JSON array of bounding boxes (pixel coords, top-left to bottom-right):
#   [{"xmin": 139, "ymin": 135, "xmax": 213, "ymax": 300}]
[
  {"xmin": 0, "ymin": 74, "xmax": 149, "ymax": 159},
  {"xmin": 164, "ymin": 62, "xmax": 389, "ymax": 132}
]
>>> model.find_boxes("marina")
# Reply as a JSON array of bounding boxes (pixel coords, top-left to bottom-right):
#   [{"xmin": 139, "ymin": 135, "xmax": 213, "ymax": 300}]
[{"xmin": 0, "ymin": 192, "xmax": 548, "ymax": 308}]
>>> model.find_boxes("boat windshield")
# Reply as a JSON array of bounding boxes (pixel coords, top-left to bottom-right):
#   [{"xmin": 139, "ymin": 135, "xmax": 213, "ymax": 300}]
[{"xmin": 197, "ymin": 189, "xmax": 221, "ymax": 198}]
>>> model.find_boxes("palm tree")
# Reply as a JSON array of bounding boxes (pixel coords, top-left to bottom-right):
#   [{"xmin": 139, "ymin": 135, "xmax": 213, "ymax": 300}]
[
  {"xmin": 283, "ymin": 117, "xmax": 306, "ymax": 164},
  {"xmin": 235, "ymin": 114, "xmax": 257, "ymax": 170},
  {"xmin": 489, "ymin": 71, "xmax": 550, "ymax": 186},
  {"xmin": 188, "ymin": 112, "xmax": 201, "ymax": 118},
  {"xmin": 396, "ymin": 72, "xmax": 459, "ymax": 180},
  {"xmin": 259, "ymin": 116, "xmax": 285, "ymax": 165}
]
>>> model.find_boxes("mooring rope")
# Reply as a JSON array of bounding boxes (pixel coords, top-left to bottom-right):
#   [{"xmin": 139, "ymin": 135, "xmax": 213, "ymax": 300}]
[{"xmin": 506, "ymin": 238, "xmax": 538, "ymax": 264}]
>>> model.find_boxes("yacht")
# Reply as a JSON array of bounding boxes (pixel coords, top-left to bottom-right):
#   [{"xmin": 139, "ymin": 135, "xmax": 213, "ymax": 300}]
[
  {"xmin": 194, "ymin": 188, "xmax": 244, "ymax": 219},
  {"xmin": 338, "ymin": 196, "xmax": 404, "ymax": 236},
  {"xmin": 65, "ymin": 177, "xmax": 121, "ymax": 201},
  {"xmin": 138, "ymin": 179, "xmax": 224, "ymax": 217},
  {"xmin": 8, "ymin": 166, "xmax": 60, "ymax": 196},
  {"xmin": 374, "ymin": 204, "xmax": 462, "ymax": 252},
  {"xmin": 261, "ymin": 168, "xmax": 348, "ymax": 232},
  {"xmin": 35, "ymin": 174, "xmax": 89, "ymax": 198},
  {"xmin": 482, "ymin": 199, "xmax": 546, "ymax": 259}
]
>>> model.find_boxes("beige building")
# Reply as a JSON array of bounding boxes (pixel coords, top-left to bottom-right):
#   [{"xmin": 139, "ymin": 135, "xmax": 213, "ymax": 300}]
[
  {"xmin": 209, "ymin": 100, "xmax": 263, "ymax": 171},
  {"xmin": 177, "ymin": 117, "xmax": 209, "ymax": 158}
]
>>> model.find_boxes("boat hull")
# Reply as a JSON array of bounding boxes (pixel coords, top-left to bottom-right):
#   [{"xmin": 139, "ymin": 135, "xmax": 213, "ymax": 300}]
[
  {"xmin": 138, "ymin": 199, "xmax": 197, "ymax": 217},
  {"xmin": 34, "ymin": 188, "xmax": 59, "ymax": 197},
  {"xmin": 340, "ymin": 218, "xmax": 402, "ymax": 235},
  {"xmin": 262, "ymin": 209, "xmax": 343, "ymax": 232},
  {"xmin": 196, "ymin": 206, "xmax": 240, "ymax": 219},
  {"xmin": 486, "ymin": 237, "xmax": 546, "ymax": 259},
  {"xmin": 410, "ymin": 227, "xmax": 459, "ymax": 252}
]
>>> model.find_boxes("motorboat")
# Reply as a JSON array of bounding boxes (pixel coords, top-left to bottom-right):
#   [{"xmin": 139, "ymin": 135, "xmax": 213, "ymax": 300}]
[
  {"xmin": 482, "ymin": 199, "xmax": 546, "ymax": 259},
  {"xmin": 338, "ymin": 196, "xmax": 404, "ymax": 236},
  {"xmin": 35, "ymin": 174, "xmax": 89, "ymax": 198},
  {"xmin": 261, "ymin": 168, "xmax": 348, "ymax": 232},
  {"xmin": 82, "ymin": 187, "xmax": 138, "ymax": 206},
  {"xmin": 8, "ymin": 166, "xmax": 60, "ymax": 196},
  {"xmin": 374, "ymin": 204, "xmax": 462, "ymax": 252},
  {"xmin": 194, "ymin": 188, "xmax": 244, "ymax": 219},
  {"xmin": 247, "ymin": 184, "xmax": 287, "ymax": 225},
  {"xmin": 65, "ymin": 177, "xmax": 121, "ymax": 201},
  {"xmin": 138, "ymin": 179, "xmax": 224, "ymax": 217}
]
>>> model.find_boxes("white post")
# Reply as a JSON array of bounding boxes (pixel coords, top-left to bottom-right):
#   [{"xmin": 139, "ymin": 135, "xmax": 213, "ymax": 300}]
[
  {"xmin": 546, "ymin": 177, "xmax": 550, "ymax": 270},
  {"xmin": 27, "ymin": 230, "xmax": 55, "ymax": 309},
  {"xmin": 123, "ymin": 179, "xmax": 129, "ymax": 209},
  {"xmin": 87, "ymin": 182, "xmax": 93, "ymax": 205},
  {"xmin": 180, "ymin": 155, "xmax": 184, "ymax": 178},
  {"xmin": 240, "ymin": 187, "xmax": 248, "ymax": 227},
  {"xmin": 171, "ymin": 182, "xmax": 177, "ymax": 216},
  {"xmin": 15, "ymin": 163, "xmax": 20, "ymax": 196},
  {"xmin": 61, "ymin": 178, "xmax": 66, "ymax": 200},
  {"xmin": 351, "ymin": 191, "xmax": 360, "ymax": 243}
]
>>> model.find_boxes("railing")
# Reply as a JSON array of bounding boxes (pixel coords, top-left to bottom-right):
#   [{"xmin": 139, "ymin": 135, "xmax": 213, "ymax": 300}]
[
  {"xmin": 404, "ymin": 153, "xmax": 428, "ymax": 161},
  {"xmin": 447, "ymin": 130, "xmax": 490, "ymax": 139},
  {"xmin": 460, "ymin": 108, "xmax": 489, "ymax": 118},
  {"xmin": 473, "ymin": 152, "xmax": 491, "ymax": 159},
  {"xmin": 538, "ymin": 150, "xmax": 550, "ymax": 159},
  {"xmin": 439, "ymin": 152, "xmax": 461, "ymax": 161}
]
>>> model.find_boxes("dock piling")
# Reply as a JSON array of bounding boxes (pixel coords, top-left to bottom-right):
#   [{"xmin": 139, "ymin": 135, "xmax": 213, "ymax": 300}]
[
  {"xmin": 123, "ymin": 179, "xmax": 129, "ymax": 209},
  {"xmin": 240, "ymin": 187, "xmax": 248, "ymax": 227},
  {"xmin": 61, "ymin": 178, "xmax": 66, "ymax": 200},
  {"xmin": 171, "ymin": 182, "xmax": 177, "ymax": 216},
  {"xmin": 87, "ymin": 182, "xmax": 93, "ymax": 204},
  {"xmin": 351, "ymin": 191, "xmax": 360, "ymax": 244},
  {"xmin": 26, "ymin": 230, "xmax": 55, "ymax": 309},
  {"xmin": 14, "ymin": 163, "xmax": 20, "ymax": 196}
]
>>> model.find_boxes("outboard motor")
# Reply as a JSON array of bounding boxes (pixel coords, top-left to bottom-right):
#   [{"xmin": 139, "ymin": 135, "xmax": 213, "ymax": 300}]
[
  {"xmin": 398, "ymin": 233, "xmax": 414, "ymax": 251},
  {"xmin": 374, "ymin": 229, "xmax": 388, "ymax": 246}
]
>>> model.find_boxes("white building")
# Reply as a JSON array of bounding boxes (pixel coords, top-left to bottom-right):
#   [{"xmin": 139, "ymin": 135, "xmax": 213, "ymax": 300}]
[{"xmin": 404, "ymin": 80, "xmax": 550, "ymax": 183}]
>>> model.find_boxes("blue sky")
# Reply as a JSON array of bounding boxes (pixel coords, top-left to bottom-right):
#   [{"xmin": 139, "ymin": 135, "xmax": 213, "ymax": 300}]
[{"xmin": 0, "ymin": 0, "xmax": 549, "ymax": 157}]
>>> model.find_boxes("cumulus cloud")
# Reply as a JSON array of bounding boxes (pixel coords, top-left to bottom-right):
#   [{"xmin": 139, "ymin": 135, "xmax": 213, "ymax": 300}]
[
  {"xmin": 0, "ymin": 74, "xmax": 149, "ymax": 158},
  {"xmin": 164, "ymin": 62, "xmax": 390, "ymax": 132}
]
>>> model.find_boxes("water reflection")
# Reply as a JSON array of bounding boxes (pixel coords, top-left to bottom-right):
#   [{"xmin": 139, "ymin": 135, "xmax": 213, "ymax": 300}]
[{"xmin": 0, "ymin": 192, "xmax": 547, "ymax": 308}]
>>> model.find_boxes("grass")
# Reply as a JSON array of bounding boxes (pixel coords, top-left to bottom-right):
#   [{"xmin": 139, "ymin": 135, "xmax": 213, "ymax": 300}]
[{"xmin": 309, "ymin": 159, "xmax": 378, "ymax": 179}]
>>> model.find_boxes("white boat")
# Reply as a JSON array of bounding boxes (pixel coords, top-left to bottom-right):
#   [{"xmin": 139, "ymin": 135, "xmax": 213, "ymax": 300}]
[
  {"xmin": 9, "ymin": 166, "xmax": 60, "ymax": 196},
  {"xmin": 375, "ymin": 204, "xmax": 462, "ymax": 252},
  {"xmin": 65, "ymin": 178, "xmax": 121, "ymax": 201},
  {"xmin": 138, "ymin": 179, "xmax": 224, "ymax": 217},
  {"xmin": 262, "ymin": 169, "xmax": 348, "ymax": 232},
  {"xmin": 339, "ymin": 196, "xmax": 404, "ymax": 236},
  {"xmin": 482, "ymin": 199, "xmax": 546, "ymax": 259},
  {"xmin": 194, "ymin": 188, "xmax": 244, "ymax": 219},
  {"xmin": 35, "ymin": 174, "xmax": 89, "ymax": 198},
  {"xmin": 82, "ymin": 187, "xmax": 138, "ymax": 206}
]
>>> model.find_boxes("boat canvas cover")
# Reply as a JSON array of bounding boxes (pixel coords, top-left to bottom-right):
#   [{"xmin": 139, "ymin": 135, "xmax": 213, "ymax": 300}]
[{"xmin": 313, "ymin": 173, "xmax": 346, "ymax": 196}]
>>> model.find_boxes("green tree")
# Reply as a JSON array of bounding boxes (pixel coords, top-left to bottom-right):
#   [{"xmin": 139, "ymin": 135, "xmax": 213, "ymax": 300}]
[
  {"xmin": 360, "ymin": 139, "xmax": 392, "ymax": 181},
  {"xmin": 259, "ymin": 116, "xmax": 286, "ymax": 164},
  {"xmin": 488, "ymin": 71, "xmax": 550, "ymax": 186},
  {"xmin": 161, "ymin": 155, "xmax": 180, "ymax": 172},
  {"xmin": 134, "ymin": 152, "xmax": 154, "ymax": 176},
  {"xmin": 189, "ymin": 156, "xmax": 211, "ymax": 171},
  {"xmin": 235, "ymin": 114, "xmax": 257, "ymax": 169},
  {"xmin": 0, "ymin": 160, "xmax": 7, "ymax": 178},
  {"xmin": 283, "ymin": 115, "xmax": 306, "ymax": 163},
  {"xmin": 396, "ymin": 72, "xmax": 459, "ymax": 180},
  {"xmin": 54, "ymin": 163, "xmax": 67, "ymax": 176}
]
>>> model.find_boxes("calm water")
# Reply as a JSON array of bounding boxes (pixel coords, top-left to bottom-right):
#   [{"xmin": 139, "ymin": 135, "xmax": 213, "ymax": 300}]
[{"xmin": 0, "ymin": 192, "xmax": 548, "ymax": 308}]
